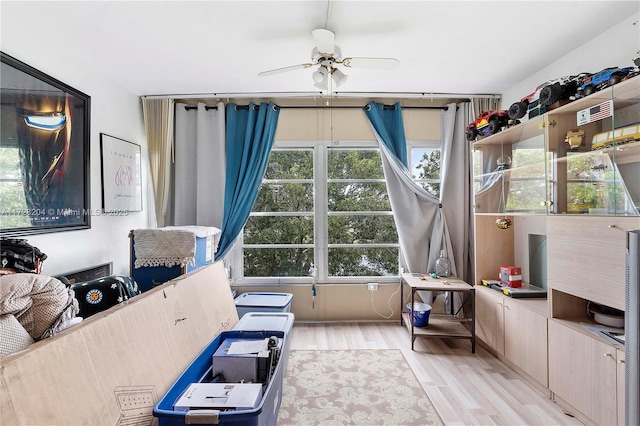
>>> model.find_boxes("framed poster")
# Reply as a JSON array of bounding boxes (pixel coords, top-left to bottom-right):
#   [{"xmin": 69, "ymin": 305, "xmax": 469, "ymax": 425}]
[
  {"xmin": 0, "ymin": 52, "xmax": 91, "ymax": 236},
  {"xmin": 100, "ymin": 133, "xmax": 142, "ymax": 212}
]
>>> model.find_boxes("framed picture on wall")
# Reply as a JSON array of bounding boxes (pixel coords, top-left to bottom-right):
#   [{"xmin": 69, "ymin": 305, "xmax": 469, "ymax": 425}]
[
  {"xmin": 100, "ymin": 133, "xmax": 142, "ymax": 212},
  {"xmin": 0, "ymin": 52, "xmax": 91, "ymax": 236}
]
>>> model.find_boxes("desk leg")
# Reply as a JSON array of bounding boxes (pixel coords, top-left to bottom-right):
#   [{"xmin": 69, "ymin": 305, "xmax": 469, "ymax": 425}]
[
  {"xmin": 410, "ymin": 289, "xmax": 415, "ymax": 351},
  {"xmin": 471, "ymin": 288, "xmax": 476, "ymax": 353}
]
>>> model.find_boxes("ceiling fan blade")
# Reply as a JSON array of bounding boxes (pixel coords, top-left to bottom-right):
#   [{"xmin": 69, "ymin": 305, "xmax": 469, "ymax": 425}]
[
  {"xmin": 312, "ymin": 28, "xmax": 335, "ymax": 55},
  {"xmin": 341, "ymin": 57, "xmax": 400, "ymax": 70},
  {"xmin": 258, "ymin": 63, "xmax": 313, "ymax": 77}
]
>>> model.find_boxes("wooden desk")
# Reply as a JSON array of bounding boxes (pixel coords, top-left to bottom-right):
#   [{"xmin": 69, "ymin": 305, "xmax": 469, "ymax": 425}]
[{"xmin": 401, "ymin": 273, "xmax": 475, "ymax": 353}]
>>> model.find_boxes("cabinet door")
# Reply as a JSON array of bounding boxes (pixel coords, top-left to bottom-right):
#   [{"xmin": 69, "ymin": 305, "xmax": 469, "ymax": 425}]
[
  {"xmin": 475, "ymin": 287, "xmax": 504, "ymax": 355},
  {"xmin": 504, "ymin": 300, "xmax": 548, "ymax": 387},
  {"xmin": 549, "ymin": 320, "xmax": 617, "ymax": 425},
  {"xmin": 617, "ymin": 349, "xmax": 625, "ymax": 426}
]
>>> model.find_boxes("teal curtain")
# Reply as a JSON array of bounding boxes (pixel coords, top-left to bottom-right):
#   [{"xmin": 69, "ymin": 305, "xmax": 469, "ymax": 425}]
[
  {"xmin": 216, "ymin": 102, "xmax": 280, "ymax": 259},
  {"xmin": 364, "ymin": 101, "xmax": 408, "ymax": 169}
]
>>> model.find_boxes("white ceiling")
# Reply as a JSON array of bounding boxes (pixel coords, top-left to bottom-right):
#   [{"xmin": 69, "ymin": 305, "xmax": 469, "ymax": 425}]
[{"xmin": 3, "ymin": 1, "xmax": 639, "ymax": 98}]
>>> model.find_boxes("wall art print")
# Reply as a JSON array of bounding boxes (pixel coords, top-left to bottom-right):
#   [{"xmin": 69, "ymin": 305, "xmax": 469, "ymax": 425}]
[
  {"xmin": 0, "ymin": 52, "xmax": 91, "ymax": 236},
  {"xmin": 100, "ymin": 134, "xmax": 142, "ymax": 212}
]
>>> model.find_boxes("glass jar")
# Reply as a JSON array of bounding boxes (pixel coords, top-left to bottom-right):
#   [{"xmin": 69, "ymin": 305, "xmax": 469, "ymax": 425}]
[{"xmin": 435, "ymin": 249, "xmax": 452, "ymax": 277}]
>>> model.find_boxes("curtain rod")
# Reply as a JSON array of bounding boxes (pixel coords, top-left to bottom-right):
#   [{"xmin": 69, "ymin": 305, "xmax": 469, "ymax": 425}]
[
  {"xmin": 143, "ymin": 91, "xmax": 500, "ymax": 100},
  {"xmin": 183, "ymin": 105, "xmax": 448, "ymax": 111}
]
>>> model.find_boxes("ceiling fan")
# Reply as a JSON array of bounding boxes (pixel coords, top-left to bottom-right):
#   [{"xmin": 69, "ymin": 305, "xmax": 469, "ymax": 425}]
[{"xmin": 258, "ymin": 28, "xmax": 400, "ymax": 90}]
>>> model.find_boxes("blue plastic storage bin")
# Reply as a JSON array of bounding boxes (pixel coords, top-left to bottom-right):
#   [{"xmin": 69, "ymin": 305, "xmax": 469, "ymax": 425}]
[
  {"xmin": 153, "ymin": 330, "xmax": 286, "ymax": 426},
  {"xmin": 234, "ymin": 293, "xmax": 293, "ymax": 318},
  {"xmin": 130, "ymin": 228, "xmax": 217, "ymax": 293}
]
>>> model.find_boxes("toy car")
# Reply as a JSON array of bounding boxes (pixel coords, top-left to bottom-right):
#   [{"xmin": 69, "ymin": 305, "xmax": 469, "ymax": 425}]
[
  {"xmin": 509, "ymin": 74, "xmax": 589, "ymax": 120},
  {"xmin": 577, "ymin": 66, "xmax": 634, "ymax": 97},
  {"xmin": 466, "ymin": 110, "xmax": 514, "ymax": 141}
]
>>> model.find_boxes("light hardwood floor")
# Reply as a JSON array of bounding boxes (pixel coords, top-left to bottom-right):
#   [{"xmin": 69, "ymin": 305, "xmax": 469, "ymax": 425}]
[{"xmin": 288, "ymin": 322, "xmax": 584, "ymax": 426}]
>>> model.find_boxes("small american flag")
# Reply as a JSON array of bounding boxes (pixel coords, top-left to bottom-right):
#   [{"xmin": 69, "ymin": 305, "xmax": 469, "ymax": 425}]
[{"xmin": 577, "ymin": 100, "xmax": 613, "ymax": 125}]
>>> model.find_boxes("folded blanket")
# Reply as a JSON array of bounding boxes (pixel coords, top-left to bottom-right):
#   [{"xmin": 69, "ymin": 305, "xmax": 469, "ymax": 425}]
[
  {"xmin": 0, "ymin": 314, "xmax": 34, "ymax": 358},
  {"xmin": 133, "ymin": 229, "xmax": 196, "ymax": 268},
  {"xmin": 162, "ymin": 226, "xmax": 221, "ymax": 252},
  {"xmin": 0, "ymin": 273, "xmax": 79, "ymax": 341}
]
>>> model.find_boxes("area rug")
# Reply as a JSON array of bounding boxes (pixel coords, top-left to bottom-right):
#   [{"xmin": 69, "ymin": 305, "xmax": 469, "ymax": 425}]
[{"xmin": 278, "ymin": 349, "xmax": 443, "ymax": 425}]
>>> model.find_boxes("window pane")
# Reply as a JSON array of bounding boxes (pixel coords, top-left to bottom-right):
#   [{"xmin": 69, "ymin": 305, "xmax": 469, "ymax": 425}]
[
  {"xmin": 264, "ymin": 150, "xmax": 313, "ymax": 179},
  {"xmin": 328, "ymin": 247, "xmax": 399, "ymax": 276},
  {"xmin": 567, "ymin": 182, "xmax": 599, "ymax": 213},
  {"xmin": 244, "ymin": 247, "xmax": 314, "ymax": 277},
  {"xmin": 411, "ymin": 148, "xmax": 441, "ymax": 179},
  {"xmin": 328, "ymin": 215, "xmax": 397, "ymax": 244},
  {"xmin": 506, "ymin": 180, "xmax": 546, "ymax": 211},
  {"xmin": 328, "ymin": 182, "xmax": 390, "ymax": 211},
  {"xmin": 328, "ymin": 150, "xmax": 384, "ymax": 179},
  {"xmin": 511, "ymin": 148, "xmax": 545, "ymax": 178},
  {"xmin": 244, "ymin": 216, "xmax": 313, "ymax": 244},
  {"xmin": 253, "ymin": 183, "xmax": 313, "ymax": 212}
]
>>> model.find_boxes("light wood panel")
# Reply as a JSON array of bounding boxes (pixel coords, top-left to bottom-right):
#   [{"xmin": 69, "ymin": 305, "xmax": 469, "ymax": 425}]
[
  {"xmin": 474, "ymin": 285, "xmax": 504, "ymax": 353},
  {"xmin": 288, "ymin": 322, "xmax": 582, "ymax": 426},
  {"xmin": 547, "ymin": 216, "xmax": 637, "ymax": 311},
  {"xmin": 503, "ymin": 298, "xmax": 548, "ymax": 387},
  {"xmin": 617, "ymin": 349, "xmax": 625, "ymax": 426},
  {"xmin": 235, "ymin": 283, "xmax": 403, "ymax": 321},
  {"xmin": 548, "ymin": 319, "xmax": 618, "ymax": 425},
  {"xmin": 474, "ymin": 286, "xmax": 549, "ymax": 389},
  {"xmin": 474, "ymin": 215, "xmax": 514, "ymax": 285}
]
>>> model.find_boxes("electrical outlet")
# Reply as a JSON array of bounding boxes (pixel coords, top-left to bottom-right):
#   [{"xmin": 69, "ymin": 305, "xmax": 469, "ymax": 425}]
[{"xmin": 367, "ymin": 282, "xmax": 378, "ymax": 291}]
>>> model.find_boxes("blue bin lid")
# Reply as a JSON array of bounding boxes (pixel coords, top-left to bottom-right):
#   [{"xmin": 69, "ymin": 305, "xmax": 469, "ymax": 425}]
[{"xmin": 234, "ymin": 292, "xmax": 293, "ymax": 308}]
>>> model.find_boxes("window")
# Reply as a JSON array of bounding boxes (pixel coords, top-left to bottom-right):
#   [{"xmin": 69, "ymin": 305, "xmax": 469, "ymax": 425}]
[
  {"xmin": 408, "ymin": 140, "xmax": 441, "ymax": 199},
  {"xmin": 326, "ymin": 147, "xmax": 397, "ymax": 278},
  {"xmin": 232, "ymin": 138, "xmax": 442, "ymax": 284},
  {"xmin": 243, "ymin": 148, "xmax": 315, "ymax": 278}
]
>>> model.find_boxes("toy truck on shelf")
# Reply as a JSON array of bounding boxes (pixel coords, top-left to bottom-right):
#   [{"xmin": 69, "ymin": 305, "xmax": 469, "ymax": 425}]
[
  {"xmin": 509, "ymin": 73, "xmax": 590, "ymax": 120},
  {"xmin": 577, "ymin": 66, "xmax": 634, "ymax": 97},
  {"xmin": 465, "ymin": 109, "xmax": 516, "ymax": 141}
]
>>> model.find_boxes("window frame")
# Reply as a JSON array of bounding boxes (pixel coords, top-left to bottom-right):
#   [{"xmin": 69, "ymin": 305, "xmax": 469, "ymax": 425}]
[{"xmin": 229, "ymin": 138, "xmax": 443, "ymax": 286}]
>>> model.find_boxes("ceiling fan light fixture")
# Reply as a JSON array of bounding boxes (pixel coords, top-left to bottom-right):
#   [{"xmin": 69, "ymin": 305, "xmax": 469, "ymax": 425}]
[
  {"xmin": 331, "ymin": 68, "xmax": 348, "ymax": 87},
  {"xmin": 311, "ymin": 65, "xmax": 329, "ymax": 89}
]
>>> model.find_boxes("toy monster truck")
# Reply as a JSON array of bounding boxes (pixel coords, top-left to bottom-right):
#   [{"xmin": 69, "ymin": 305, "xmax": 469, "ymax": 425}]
[
  {"xmin": 577, "ymin": 66, "xmax": 634, "ymax": 97},
  {"xmin": 466, "ymin": 110, "xmax": 514, "ymax": 141},
  {"xmin": 509, "ymin": 73, "xmax": 590, "ymax": 120}
]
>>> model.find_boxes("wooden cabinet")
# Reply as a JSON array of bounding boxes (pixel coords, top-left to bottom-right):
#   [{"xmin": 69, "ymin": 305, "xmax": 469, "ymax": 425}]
[
  {"xmin": 474, "ymin": 285, "xmax": 504, "ymax": 353},
  {"xmin": 549, "ymin": 320, "xmax": 620, "ymax": 425},
  {"xmin": 503, "ymin": 296, "xmax": 548, "ymax": 387},
  {"xmin": 472, "ymin": 75, "xmax": 638, "ymax": 424},
  {"xmin": 475, "ymin": 286, "xmax": 548, "ymax": 387}
]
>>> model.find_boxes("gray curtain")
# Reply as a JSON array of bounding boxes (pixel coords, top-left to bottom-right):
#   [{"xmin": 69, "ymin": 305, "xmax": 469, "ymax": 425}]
[
  {"xmin": 173, "ymin": 102, "xmax": 226, "ymax": 228},
  {"xmin": 368, "ymin": 102, "xmax": 472, "ymax": 312}
]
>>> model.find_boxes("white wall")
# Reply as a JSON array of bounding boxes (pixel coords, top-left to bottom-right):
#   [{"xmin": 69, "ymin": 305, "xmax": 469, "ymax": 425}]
[
  {"xmin": 502, "ymin": 12, "xmax": 640, "ymax": 110},
  {"xmin": 1, "ymin": 10, "xmax": 149, "ymax": 276}
]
